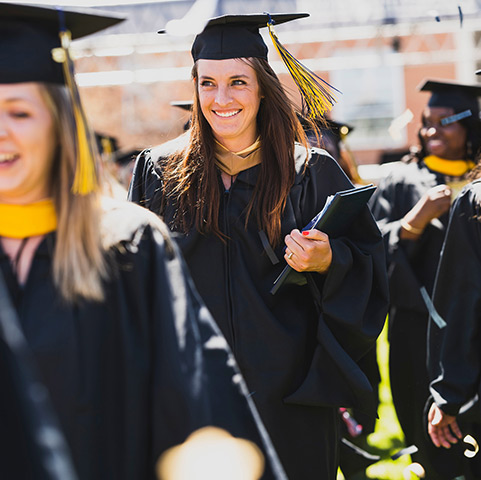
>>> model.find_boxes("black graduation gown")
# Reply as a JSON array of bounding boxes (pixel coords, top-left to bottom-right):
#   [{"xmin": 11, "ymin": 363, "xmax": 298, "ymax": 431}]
[
  {"xmin": 428, "ymin": 180, "xmax": 481, "ymax": 479},
  {"xmin": 0, "ymin": 272, "xmax": 77, "ymax": 480},
  {"xmin": 429, "ymin": 179, "xmax": 481, "ymax": 412},
  {"xmin": 129, "ymin": 136, "xmax": 389, "ymax": 480},
  {"xmin": 0, "ymin": 200, "xmax": 284, "ymax": 480},
  {"xmin": 369, "ymin": 159, "xmax": 461, "ymax": 477}
]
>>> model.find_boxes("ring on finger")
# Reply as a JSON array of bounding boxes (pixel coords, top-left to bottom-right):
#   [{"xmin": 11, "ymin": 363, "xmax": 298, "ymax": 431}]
[{"xmin": 287, "ymin": 252, "xmax": 293, "ymax": 259}]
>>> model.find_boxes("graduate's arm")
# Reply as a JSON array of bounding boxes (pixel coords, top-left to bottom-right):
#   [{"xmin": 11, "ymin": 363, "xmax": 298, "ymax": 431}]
[
  {"xmin": 370, "ymin": 169, "xmax": 450, "ymax": 245},
  {"xmin": 369, "ymin": 168, "xmax": 438, "ymax": 313},
  {"xmin": 284, "ymin": 154, "xmax": 389, "ymax": 415},
  {"xmin": 302, "ymin": 154, "xmax": 389, "ymax": 360},
  {"xmin": 400, "ymin": 184, "xmax": 451, "ymax": 240},
  {"xmin": 284, "ymin": 228, "xmax": 332, "ymax": 274},
  {"xmin": 427, "ymin": 403, "xmax": 462, "ymax": 448}
]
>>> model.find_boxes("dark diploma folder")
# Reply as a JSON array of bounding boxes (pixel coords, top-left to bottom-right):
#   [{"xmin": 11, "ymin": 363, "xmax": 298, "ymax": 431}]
[{"xmin": 270, "ymin": 183, "xmax": 377, "ymax": 295}]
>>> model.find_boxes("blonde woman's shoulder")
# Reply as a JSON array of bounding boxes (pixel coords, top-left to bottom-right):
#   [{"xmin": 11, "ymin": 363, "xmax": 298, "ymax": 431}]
[{"xmin": 100, "ymin": 196, "xmax": 172, "ymax": 251}]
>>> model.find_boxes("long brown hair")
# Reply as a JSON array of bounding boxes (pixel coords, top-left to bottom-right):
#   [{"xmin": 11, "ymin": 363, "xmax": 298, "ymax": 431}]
[
  {"xmin": 40, "ymin": 83, "xmax": 107, "ymax": 303},
  {"xmin": 161, "ymin": 57, "xmax": 307, "ymax": 246}
]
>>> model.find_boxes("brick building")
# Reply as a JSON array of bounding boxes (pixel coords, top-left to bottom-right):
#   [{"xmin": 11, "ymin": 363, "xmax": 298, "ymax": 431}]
[{"xmin": 71, "ymin": 0, "xmax": 481, "ymax": 167}]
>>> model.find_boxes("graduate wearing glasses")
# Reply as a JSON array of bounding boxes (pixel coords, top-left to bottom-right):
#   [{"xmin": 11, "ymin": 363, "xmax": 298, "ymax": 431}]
[{"xmin": 370, "ymin": 79, "xmax": 481, "ymax": 479}]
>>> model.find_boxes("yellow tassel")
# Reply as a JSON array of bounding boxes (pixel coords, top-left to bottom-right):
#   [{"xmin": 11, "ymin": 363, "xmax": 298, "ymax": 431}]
[
  {"xmin": 55, "ymin": 30, "xmax": 98, "ymax": 195},
  {"xmin": 267, "ymin": 19, "xmax": 340, "ymax": 119}
]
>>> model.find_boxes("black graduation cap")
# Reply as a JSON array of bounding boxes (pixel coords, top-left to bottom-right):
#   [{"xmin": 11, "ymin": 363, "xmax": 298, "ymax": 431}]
[
  {"xmin": 323, "ymin": 119, "xmax": 354, "ymax": 141},
  {"xmin": 184, "ymin": 13, "xmax": 308, "ymax": 62},
  {"xmin": 170, "ymin": 100, "xmax": 193, "ymax": 130},
  {"xmin": 95, "ymin": 132, "xmax": 119, "ymax": 157},
  {"xmin": 318, "ymin": 120, "xmax": 353, "ymax": 159},
  {"xmin": 418, "ymin": 79, "xmax": 481, "ymax": 119},
  {"xmin": 0, "ymin": 2, "xmax": 124, "ymax": 195},
  {"xmin": 94, "ymin": 132, "xmax": 139, "ymax": 167},
  {"xmin": 159, "ymin": 12, "xmax": 339, "ymax": 119},
  {"xmin": 297, "ymin": 114, "xmax": 353, "ymax": 143},
  {"xmin": 0, "ymin": 2, "xmax": 124, "ymax": 85}
]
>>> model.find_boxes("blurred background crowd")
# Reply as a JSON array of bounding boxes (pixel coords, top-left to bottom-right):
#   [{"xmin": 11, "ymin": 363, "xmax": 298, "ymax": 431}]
[{"xmin": 53, "ymin": 0, "xmax": 481, "ymax": 186}]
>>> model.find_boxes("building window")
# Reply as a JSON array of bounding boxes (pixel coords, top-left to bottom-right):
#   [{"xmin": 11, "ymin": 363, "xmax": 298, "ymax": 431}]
[{"xmin": 330, "ymin": 47, "xmax": 406, "ymax": 150}]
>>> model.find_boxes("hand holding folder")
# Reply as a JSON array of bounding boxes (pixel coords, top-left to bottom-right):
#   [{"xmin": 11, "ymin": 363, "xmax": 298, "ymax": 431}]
[{"xmin": 270, "ymin": 184, "xmax": 377, "ymax": 295}]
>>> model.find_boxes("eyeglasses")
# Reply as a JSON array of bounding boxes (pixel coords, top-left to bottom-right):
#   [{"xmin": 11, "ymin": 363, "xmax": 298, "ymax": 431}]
[{"xmin": 422, "ymin": 109, "xmax": 472, "ymax": 130}]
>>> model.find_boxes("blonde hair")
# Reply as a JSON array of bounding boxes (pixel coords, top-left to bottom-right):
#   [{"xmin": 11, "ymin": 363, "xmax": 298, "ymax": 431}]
[{"xmin": 40, "ymin": 83, "xmax": 107, "ymax": 303}]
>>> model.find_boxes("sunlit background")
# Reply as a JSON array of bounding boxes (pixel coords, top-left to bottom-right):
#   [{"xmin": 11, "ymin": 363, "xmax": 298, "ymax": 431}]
[
  {"xmin": 10, "ymin": 0, "xmax": 481, "ymax": 173},
  {"xmin": 8, "ymin": 1, "xmax": 481, "ymax": 477}
]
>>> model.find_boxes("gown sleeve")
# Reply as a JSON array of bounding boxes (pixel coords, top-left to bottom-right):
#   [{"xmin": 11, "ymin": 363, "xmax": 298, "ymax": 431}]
[
  {"xmin": 369, "ymin": 166, "xmax": 406, "ymax": 260},
  {"xmin": 135, "ymin": 223, "xmax": 285, "ymax": 479},
  {"xmin": 369, "ymin": 165, "xmax": 430, "ymax": 311},
  {"xmin": 284, "ymin": 152, "xmax": 389, "ymax": 415},
  {"xmin": 429, "ymin": 184, "xmax": 481, "ymax": 416},
  {"xmin": 127, "ymin": 149, "xmax": 163, "ymax": 214},
  {"xmin": 369, "ymin": 162, "xmax": 448, "ymax": 311}
]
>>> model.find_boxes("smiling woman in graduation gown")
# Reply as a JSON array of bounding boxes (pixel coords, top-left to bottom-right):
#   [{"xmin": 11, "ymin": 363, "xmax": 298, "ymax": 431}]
[
  {"xmin": 0, "ymin": 202, "xmax": 284, "ymax": 479},
  {"xmin": 0, "ymin": 4, "xmax": 285, "ymax": 480},
  {"xmin": 370, "ymin": 79, "xmax": 481, "ymax": 477},
  {"xmin": 129, "ymin": 13, "xmax": 389, "ymax": 480}
]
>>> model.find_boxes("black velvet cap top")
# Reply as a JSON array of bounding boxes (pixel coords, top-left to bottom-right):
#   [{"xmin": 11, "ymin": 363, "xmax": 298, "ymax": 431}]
[
  {"xmin": 0, "ymin": 2, "xmax": 124, "ymax": 84},
  {"xmin": 419, "ymin": 79, "xmax": 481, "ymax": 116},
  {"xmin": 161, "ymin": 13, "xmax": 309, "ymax": 62}
]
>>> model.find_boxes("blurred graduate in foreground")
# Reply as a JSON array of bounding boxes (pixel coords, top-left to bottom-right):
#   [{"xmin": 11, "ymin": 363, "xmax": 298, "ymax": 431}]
[{"xmin": 0, "ymin": 3, "xmax": 284, "ymax": 479}]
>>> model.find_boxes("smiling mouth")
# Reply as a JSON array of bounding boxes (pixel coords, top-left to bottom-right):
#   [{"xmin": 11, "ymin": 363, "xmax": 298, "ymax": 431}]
[
  {"xmin": 214, "ymin": 110, "xmax": 241, "ymax": 118},
  {"xmin": 427, "ymin": 139, "xmax": 445, "ymax": 146},
  {"xmin": 0, "ymin": 153, "xmax": 18, "ymax": 163}
]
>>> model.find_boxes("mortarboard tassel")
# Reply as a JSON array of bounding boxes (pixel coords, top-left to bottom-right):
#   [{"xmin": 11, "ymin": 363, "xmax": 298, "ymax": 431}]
[
  {"xmin": 266, "ymin": 14, "xmax": 341, "ymax": 119},
  {"xmin": 52, "ymin": 9, "xmax": 98, "ymax": 195}
]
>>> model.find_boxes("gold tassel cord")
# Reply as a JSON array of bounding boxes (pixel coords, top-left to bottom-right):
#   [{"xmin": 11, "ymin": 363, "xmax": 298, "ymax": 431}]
[
  {"xmin": 54, "ymin": 28, "xmax": 98, "ymax": 195},
  {"xmin": 267, "ymin": 21, "xmax": 341, "ymax": 119}
]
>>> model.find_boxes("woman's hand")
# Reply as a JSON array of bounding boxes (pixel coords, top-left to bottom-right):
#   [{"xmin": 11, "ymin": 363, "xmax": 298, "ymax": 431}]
[
  {"xmin": 428, "ymin": 403, "xmax": 462, "ymax": 448},
  {"xmin": 401, "ymin": 184, "xmax": 451, "ymax": 239},
  {"xmin": 284, "ymin": 229, "xmax": 332, "ymax": 274}
]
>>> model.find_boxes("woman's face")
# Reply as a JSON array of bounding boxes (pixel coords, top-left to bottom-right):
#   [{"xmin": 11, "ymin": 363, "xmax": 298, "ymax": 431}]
[
  {"xmin": 196, "ymin": 58, "xmax": 261, "ymax": 152},
  {"xmin": 420, "ymin": 106, "xmax": 468, "ymax": 159},
  {"xmin": 0, "ymin": 83, "xmax": 56, "ymax": 204}
]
